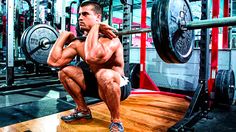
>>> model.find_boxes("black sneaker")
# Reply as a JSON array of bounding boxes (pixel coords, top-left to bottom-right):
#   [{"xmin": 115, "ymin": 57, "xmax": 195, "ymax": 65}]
[
  {"xmin": 61, "ymin": 109, "xmax": 92, "ymax": 122},
  {"xmin": 109, "ymin": 122, "xmax": 124, "ymax": 132}
]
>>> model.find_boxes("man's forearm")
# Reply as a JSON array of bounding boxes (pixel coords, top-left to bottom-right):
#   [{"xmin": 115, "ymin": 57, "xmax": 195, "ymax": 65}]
[
  {"xmin": 85, "ymin": 24, "xmax": 106, "ymax": 62},
  {"xmin": 85, "ymin": 24, "xmax": 100, "ymax": 54},
  {"xmin": 48, "ymin": 32, "xmax": 72, "ymax": 64}
]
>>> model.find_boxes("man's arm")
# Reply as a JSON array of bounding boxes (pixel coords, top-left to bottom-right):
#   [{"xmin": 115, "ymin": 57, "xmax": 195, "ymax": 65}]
[
  {"xmin": 84, "ymin": 23, "xmax": 120, "ymax": 64},
  {"xmin": 47, "ymin": 31, "xmax": 78, "ymax": 67}
]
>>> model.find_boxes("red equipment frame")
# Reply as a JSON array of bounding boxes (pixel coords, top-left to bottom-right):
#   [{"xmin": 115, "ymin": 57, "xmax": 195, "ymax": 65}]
[{"xmin": 132, "ymin": 0, "xmax": 188, "ymax": 99}]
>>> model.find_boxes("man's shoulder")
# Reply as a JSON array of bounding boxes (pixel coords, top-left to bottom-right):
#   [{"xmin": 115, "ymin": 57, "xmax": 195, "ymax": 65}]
[{"xmin": 99, "ymin": 37, "xmax": 120, "ymax": 43}]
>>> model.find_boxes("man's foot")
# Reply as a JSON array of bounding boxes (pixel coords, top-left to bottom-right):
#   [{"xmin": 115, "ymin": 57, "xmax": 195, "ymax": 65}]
[
  {"xmin": 61, "ymin": 108, "xmax": 92, "ymax": 122},
  {"xmin": 109, "ymin": 122, "xmax": 124, "ymax": 132}
]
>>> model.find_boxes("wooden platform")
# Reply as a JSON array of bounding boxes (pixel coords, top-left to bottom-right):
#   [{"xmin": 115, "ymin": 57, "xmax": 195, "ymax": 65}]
[{"xmin": 0, "ymin": 94, "xmax": 189, "ymax": 132}]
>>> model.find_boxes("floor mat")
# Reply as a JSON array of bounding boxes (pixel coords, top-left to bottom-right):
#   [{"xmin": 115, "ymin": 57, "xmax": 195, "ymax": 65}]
[
  {"xmin": 193, "ymin": 105, "xmax": 236, "ymax": 132},
  {"xmin": 0, "ymin": 97, "xmax": 100, "ymax": 127}
]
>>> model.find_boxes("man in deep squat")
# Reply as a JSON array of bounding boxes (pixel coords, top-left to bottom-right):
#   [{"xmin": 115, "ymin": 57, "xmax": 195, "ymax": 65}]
[{"xmin": 47, "ymin": 1, "xmax": 131, "ymax": 131}]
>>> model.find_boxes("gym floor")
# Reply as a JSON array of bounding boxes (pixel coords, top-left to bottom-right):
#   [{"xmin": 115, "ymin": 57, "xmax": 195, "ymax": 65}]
[{"xmin": 0, "ymin": 78, "xmax": 236, "ymax": 131}]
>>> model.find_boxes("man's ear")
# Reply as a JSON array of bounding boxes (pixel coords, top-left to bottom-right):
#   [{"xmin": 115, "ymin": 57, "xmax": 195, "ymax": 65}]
[{"xmin": 96, "ymin": 14, "xmax": 102, "ymax": 21}]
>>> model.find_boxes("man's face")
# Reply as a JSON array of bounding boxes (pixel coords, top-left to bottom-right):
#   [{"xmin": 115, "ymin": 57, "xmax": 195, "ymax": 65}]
[{"xmin": 78, "ymin": 5, "xmax": 101, "ymax": 31}]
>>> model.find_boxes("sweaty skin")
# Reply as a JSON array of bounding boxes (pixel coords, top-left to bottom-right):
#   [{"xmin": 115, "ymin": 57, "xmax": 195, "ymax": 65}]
[{"xmin": 47, "ymin": 4, "xmax": 125, "ymax": 123}]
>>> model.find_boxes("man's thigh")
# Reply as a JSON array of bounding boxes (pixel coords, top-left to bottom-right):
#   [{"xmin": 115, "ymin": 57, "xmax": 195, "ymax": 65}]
[{"xmin": 77, "ymin": 61, "xmax": 100, "ymax": 98}]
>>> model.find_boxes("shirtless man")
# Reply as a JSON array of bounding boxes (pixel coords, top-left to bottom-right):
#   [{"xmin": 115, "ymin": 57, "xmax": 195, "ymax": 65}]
[{"xmin": 47, "ymin": 1, "xmax": 131, "ymax": 132}]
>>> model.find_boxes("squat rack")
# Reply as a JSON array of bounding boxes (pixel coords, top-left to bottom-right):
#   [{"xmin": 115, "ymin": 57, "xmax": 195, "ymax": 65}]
[{"xmin": 122, "ymin": 0, "xmax": 232, "ymax": 131}]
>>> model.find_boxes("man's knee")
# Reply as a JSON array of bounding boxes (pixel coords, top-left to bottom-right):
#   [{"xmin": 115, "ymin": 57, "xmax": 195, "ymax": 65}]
[
  {"xmin": 60, "ymin": 65, "xmax": 83, "ymax": 74},
  {"xmin": 58, "ymin": 66, "xmax": 70, "ymax": 80},
  {"xmin": 58, "ymin": 66, "xmax": 83, "ymax": 80},
  {"xmin": 58, "ymin": 69, "xmax": 66, "ymax": 81},
  {"xmin": 96, "ymin": 69, "xmax": 118, "ymax": 83},
  {"xmin": 96, "ymin": 69, "xmax": 120, "ymax": 92}
]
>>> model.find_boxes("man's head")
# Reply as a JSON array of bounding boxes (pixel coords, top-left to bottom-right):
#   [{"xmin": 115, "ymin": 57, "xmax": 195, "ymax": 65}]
[{"xmin": 78, "ymin": 0, "xmax": 102, "ymax": 31}]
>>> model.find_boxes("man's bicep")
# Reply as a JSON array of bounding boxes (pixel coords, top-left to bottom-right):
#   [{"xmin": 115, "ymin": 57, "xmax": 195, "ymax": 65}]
[
  {"xmin": 47, "ymin": 47, "xmax": 77, "ymax": 67},
  {"xmin": 60, "ymin": 46, "xmax": 77, "ymax": 63}
]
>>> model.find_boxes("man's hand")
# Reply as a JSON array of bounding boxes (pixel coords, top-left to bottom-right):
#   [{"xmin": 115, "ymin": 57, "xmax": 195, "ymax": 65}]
[
  {"xmin": 98, "ymin": 23, "xmax": 118, "ymax": 39},
  {"xmin": 60, "ymin": 31, "xmax": 76, "ymax": 44}
]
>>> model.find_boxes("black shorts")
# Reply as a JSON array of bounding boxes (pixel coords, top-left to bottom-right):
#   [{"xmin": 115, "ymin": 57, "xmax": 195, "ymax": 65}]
[{"xmin": 77, "ymin": 61, "xmax": 131, "ymax": 101}]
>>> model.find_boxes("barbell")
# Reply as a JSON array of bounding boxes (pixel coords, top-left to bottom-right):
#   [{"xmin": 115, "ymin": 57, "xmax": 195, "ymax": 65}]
[{"xmin": 21, "ymin": 0, "xmax": 236, "ymax": 64}]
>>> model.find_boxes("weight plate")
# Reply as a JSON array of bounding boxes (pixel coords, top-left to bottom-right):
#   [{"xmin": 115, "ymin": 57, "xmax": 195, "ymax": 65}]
[
  {"xmin": 21, "ymin": 24, "xmax": 58, "ymax": 64},
  {"xmin": 215, "ymin": 69, "xmax": 235, "ymax": 105},
  {"xmin": 151, "ymin": 0, "xmax": 194, "ymax": 63}
]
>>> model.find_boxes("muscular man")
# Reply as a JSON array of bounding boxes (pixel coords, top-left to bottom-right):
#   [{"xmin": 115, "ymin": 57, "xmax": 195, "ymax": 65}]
[{"xmin": 47, "ymin": 1, "xmax": 131, "ymax": 132}]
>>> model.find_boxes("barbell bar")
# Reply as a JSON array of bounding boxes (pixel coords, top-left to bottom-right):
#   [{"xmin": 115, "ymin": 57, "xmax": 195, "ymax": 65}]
[
  {"xmin": 42, "ymin": 14, "xmax": 236, "ymax": 46},
  {"xmin": 21, "ymin": 0, "xmax": 236, "ymax": 64},
  {"xmin": 184, "ymin": 16, "xmax": 236, "ymax": 30},
  {"xmin": 115, "ymin": 17, "xmax": 236, "ymax": 36},
  {"xmin": 39, "ymin": 28, "xmax": 153, "ymax": 47}
]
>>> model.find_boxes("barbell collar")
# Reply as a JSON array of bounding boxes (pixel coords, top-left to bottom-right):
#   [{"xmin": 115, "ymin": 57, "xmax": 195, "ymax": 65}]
[
  {"xmin": 43, "ymin": 40, "xmax": 56, "ymax": 45},
  {"xmin": 184, "ymin": 16, "xmax": 236, "ymax": 30}
]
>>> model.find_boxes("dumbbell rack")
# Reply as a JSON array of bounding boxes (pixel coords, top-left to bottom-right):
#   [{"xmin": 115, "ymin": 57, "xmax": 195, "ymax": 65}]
[{"xmin": 169, "ymin": 0, "xmax": 211, "ymax": 131}]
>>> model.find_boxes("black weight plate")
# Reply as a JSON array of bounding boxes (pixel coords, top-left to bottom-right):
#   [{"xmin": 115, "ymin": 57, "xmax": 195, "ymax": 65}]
[
  {"xmin": 22, "ymin": 24, "xmax": 58, "ymax": 64},
  {"xmin": 223, "ymin": 70, "xmax": 235, "ymax": 105},
  {"xmin": 151, "ymin": 0, "xmax": 173, "ymax": 63},
  {"xmin": 129, "ymin": 63, "xmax": 140, "ymax": 88},
  {"xmin": 215, "ymin": 69, "xmax": 235, "ymax": 105},
  {"xmin": 215, "ymin": 70, "xmax": 225, "ymax": 102},
  {"xmin": 151, "ymin": 0, "xmax": 194, "ymax": 63}
]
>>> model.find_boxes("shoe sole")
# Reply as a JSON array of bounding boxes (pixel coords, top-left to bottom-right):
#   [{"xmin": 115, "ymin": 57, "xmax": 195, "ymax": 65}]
[{"xmin": 63, "ymin": 115, "xmax": 93, "ymax": 123}]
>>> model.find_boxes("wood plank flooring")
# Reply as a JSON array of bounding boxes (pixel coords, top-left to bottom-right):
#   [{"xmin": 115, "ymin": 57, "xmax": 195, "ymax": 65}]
[{"xmin": 0, "ymin": 94, "xmax": 190, "ymax": 132}]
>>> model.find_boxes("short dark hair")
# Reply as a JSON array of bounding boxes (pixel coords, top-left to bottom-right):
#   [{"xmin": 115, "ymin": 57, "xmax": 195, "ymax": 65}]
[{"xmin": 80, "ymin": 0, "xmax": 102, "ymax": 15}]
